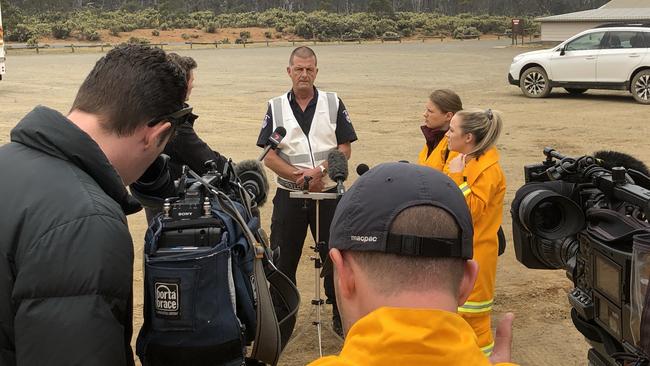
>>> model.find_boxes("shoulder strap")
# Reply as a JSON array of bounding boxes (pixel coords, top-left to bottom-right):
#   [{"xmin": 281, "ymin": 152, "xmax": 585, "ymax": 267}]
[
  {"xmin": 251, "ymin": 250, "xmax": 282, "ymax": 365},
  {"xmin": 210, "ymin": 189, "xmax": 296, "ymax": 366},
  {"xmin": 251, "ymin": 237, "xmax": 300, "ymax": 363}
]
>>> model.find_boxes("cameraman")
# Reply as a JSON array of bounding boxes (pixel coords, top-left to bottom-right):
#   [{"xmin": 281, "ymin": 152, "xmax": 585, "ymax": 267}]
[
  {"xmin": 0, "ymin": 45, "xmax": 187, "ymax": 365},
  {"xmin": 445, "ymin": 108, "xmax": 506, "ymax": 355},
  {"xmin": 310, "ymin": 163, "xmax": 516, "ymax": 365},
  {"xmin": 139, "ymin": 53, "xmax": 229, "ymax": 223},
  {"xmin": 163, "ymin": 53, "xmax": 228, "ymax": 180}
]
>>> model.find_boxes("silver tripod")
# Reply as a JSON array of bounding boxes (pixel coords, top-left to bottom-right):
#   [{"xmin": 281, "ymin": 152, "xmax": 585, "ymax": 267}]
[{"xmin": 289, "ymin": 189, "xmax": 338, "ymax": 357}]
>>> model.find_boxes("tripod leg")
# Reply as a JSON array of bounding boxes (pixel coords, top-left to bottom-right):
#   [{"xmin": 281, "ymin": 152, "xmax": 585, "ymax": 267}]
[{"xmin": 313, "ymin": 199, "xmax": 324, "ymax": 356}]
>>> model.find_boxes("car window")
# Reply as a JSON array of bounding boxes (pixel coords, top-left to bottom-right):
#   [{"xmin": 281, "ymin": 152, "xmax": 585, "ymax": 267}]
[
  {"xmin": 604, "ymin": 31, "xmax": 646, "ymax": 49},
  {"xmin": 565, "ymin": 32, "xmax": 606, "ymax": 51},
  {"xmin": 644, "ymin": 32, "xmax": 650, "ymax": 48}
]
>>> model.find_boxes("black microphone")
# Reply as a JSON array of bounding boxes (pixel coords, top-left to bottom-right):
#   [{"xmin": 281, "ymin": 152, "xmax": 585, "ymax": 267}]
[
  {"xmin": 258, "ymin": 126, "xmax": 287, "ymax": 161},
  {"xmin": 356, "ymin": 163, "xmax": 369, "ymax": 176},
  {"xmin": 234, "ymin": 159, "xmax": 270, "ymax": 207},
  {"xmin": 327, "ymin": 150, "xmax": 348, "ymax": 196},
  {"xmin": 593, "ymin": 150, "xmax": 650, "ymax": 176}
]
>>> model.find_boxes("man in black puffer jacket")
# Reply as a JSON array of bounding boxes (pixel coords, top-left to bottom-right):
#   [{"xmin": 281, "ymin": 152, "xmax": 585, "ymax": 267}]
[{"xmin": 0, "ymin": 45, "xmax": 187, "ymax": 366}]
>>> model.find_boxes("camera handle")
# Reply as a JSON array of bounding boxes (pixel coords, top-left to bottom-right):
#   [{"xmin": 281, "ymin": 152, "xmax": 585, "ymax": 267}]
[{"xmin": 289, "ymin": 191, "xmax": 338, "ymax": 357}]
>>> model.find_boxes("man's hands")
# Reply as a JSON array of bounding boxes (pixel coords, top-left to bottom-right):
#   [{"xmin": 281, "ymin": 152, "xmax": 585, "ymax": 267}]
[
  {"xmin": 490, "ymin": 312, "xmax": 515, "ymax": 365},
  {"xmin": 294, "ymin": 166, "xmax": 325, "ymax": 192}
]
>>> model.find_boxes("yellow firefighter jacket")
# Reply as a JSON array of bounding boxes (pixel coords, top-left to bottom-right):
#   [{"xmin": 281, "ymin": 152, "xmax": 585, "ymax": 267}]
[
  {"xmin": 308, "ymin": 307, "xmax": 517, "ymax": 366},
  {"xmin": 448, "ymin": 147, "xmax": 506, "ymax": 353},
  {"xmin": 417, "ymin": 136, "xmax": 458, "ymax": 173}
]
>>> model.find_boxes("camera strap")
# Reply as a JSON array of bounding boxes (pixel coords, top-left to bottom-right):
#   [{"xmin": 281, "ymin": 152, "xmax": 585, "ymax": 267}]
[
  {"xmin": 212, "ymin": 190, "xmax": 285, "ymax": 366},
  {"xmin": 250, "ymin": 245, "xmax": 282, "ymax": 365}
]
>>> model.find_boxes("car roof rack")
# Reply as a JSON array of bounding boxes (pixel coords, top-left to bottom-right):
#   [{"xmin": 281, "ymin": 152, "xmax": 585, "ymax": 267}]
[{"xmin": 594, "ymin": 23, "xmax": 650, "ymax": 29}]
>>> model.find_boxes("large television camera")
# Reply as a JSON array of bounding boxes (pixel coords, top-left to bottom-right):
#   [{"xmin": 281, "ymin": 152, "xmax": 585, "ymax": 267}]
[
  {"xmin": 130, "ymin": 154, "xmax": 299, "ymax": 366},
  {"xmin": 511, "ymin": 148, "xmax": 650, "ymax": 366}
]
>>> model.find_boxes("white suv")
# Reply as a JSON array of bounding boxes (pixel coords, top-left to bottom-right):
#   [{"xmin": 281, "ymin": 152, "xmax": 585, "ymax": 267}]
[{"xmin": 508, "ymin": 26, "xmax": 650, "ymax": 104}]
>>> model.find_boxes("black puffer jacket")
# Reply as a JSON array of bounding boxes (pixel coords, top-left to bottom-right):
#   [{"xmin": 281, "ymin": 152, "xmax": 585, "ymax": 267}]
[
  {"xmin": 0, "ymin": 106, "xmax": 140, "ymax": 366},
  {"xmin": 162, "ymin": 111, "xmax": 228, "ymax": 180}
]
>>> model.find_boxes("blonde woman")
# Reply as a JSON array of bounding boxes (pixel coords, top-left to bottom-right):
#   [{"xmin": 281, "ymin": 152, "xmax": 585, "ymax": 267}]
[
  {"xmin": 417, "ymin": 89, "xmax": 463, "ymax": 171},
  {"xmin": 445, "ymin": 108, "xmax": 506, "ymax": 356}
]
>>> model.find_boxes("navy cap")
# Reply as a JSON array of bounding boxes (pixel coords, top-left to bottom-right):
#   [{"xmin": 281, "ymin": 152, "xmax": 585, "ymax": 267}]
[{"xmin": 321, "ymin": 162, "xmax": 473, "ymax": 277}]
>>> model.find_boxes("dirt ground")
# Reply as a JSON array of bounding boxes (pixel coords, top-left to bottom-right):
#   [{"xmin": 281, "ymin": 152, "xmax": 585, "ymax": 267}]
[{"xmin": 2, "ymin": 38, "xmax": 649, "ymax": 365}]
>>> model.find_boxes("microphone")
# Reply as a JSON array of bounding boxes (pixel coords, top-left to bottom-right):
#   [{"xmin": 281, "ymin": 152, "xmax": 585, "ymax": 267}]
[
  {"xmin": 327, "ymin": 150, "xmax": 348, "ymax": 196},
  {"xmin": 234, "ymin": 159, "xmax": 270, "ymax": 207},
  {"xmin": 593, "ymin": 150, "xmax": 650, "ymax": 176},
  {"xmin": 258, "ymin": 126, "xmax": 287, "ymax": 161},
  {"xmin": 356, "ymin": 163, "xmax": 369, "ymax": 176}
]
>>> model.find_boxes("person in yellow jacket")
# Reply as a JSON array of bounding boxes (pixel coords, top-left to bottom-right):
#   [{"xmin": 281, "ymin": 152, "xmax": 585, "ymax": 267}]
[
  {"xmin": 445, "ymin": 108, "xmax": 506, "ymax": 356},
  {"xmin": 417, "ymin": 89, "xmax": 463, "ymax": 171},
  {"xmin": 310, "ymin": 163, "xmax": 516, "ymax": 366}
]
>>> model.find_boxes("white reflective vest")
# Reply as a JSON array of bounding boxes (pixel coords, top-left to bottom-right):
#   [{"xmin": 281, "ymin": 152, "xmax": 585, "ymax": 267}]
[{"xmin": 270, "ymin": 89, "xmax": 338, "ymax": 191}]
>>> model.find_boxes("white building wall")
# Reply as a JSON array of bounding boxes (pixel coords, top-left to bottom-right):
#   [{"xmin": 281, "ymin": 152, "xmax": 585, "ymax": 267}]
[{"xmin": 541, "ymin": 22, "xmax": 606, "ymax": 42}]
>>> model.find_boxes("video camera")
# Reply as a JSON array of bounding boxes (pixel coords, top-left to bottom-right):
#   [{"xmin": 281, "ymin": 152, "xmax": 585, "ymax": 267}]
[
  {"xmin": 130, "ymin": 154, "xmax": 299, "ymax": 366},
  {"xmin": 511, "ymin": 147, "xmax": 650, "ymax": 366}
]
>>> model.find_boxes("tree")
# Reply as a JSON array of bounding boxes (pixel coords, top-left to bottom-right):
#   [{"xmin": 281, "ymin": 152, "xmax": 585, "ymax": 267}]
[{"xmin": 367, "ymin": 0, "xmax": 392, "ymax": 15}]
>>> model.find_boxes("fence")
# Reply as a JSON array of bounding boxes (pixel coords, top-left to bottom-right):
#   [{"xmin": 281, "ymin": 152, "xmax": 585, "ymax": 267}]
[{"xmin": 5, "ymin": 33, "xmax": 516, "ymax": 54}]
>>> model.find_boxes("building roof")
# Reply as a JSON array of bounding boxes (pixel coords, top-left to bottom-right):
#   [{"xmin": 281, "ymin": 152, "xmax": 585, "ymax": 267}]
[
  {"xmin": 602, "ymin": 0, "xmax": 649, "ymax": 8},
  {"xmin": 537, "ymin": 0, "xmax": 650, "ymax": 22}
]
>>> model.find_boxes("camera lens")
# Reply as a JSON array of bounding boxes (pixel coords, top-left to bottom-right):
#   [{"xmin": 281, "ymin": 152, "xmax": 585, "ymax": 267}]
[
  {"xmin": 519, "ymin": 189, "xmax": 585, "ymax": 240},
  {"xmin": 534, "ymin": 201, "xmax": 563, "ymax": 231}
]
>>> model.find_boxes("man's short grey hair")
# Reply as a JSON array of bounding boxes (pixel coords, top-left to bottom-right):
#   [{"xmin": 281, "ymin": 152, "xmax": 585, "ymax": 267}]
[{"xmin": 289, "ymin": 46, "xmax": 317, "ymax": 66}]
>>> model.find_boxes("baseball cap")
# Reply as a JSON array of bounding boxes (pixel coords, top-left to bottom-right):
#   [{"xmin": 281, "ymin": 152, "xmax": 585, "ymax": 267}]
[{"xmin": 321, "ymin": 162, "xmax": 473, "ymax": 277}]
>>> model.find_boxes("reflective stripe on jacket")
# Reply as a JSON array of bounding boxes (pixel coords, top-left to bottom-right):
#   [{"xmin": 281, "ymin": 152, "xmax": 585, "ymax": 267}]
[
  {"xmin": 417, "ymin": 136, "xmax": 458, "ymax": 173},
  {"xmin": 307, "ymin": 307, "xmax": 517, "ymax": 366}
]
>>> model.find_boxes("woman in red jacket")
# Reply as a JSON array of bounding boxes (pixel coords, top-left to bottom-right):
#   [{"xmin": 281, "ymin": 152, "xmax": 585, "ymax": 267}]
[
  {"xmin": 417, "ymin": 89, "xmax": 463, "ymax": 171},
  {"xmin": 445, "ymin": 108, "xmax": 506, "ymax": 356}
]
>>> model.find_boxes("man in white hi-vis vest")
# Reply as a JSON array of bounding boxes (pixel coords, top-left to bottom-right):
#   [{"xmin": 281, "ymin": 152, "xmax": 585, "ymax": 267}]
[{"xmin": 256, "ymin": 46, "xmax": 357, "ymax": 345}]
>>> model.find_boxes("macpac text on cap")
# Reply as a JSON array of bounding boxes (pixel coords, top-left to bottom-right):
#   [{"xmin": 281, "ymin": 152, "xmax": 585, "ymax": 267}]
[{"xmin": 350, "ymin": 235, "xmax": 378, "ymax": 243}]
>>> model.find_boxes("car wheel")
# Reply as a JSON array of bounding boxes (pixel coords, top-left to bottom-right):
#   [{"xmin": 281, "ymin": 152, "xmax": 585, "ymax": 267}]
[
  {"xmin": 631, "ymin": 69, "xmax": 650, "ymax": 104},
  {"xmin": 520, "ymin": 67, "xmax": 552, "ymax": 98},
  {"xmin": 565, "ymin": 88, "xmax": 587, "ymax": 95}
]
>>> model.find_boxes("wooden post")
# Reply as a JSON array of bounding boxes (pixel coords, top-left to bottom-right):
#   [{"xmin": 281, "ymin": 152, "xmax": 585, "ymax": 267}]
[
  {"xmin": 358, "ymin": 38, "xmax": 361, "ymax": 44},
  {"xmin": 189, "ymin": 42, "xmax": 193, "ymax": 49},
  {"xmin": 70, "ymin": 44, "xmax": 74, "ymax": 53},
  {"xmin": 36, "ymin": 44, "xmax": 39, "ymax": 54},
  {"xmin": 266, "ymin": 40, "xmax": 269, "ymax": 47}
]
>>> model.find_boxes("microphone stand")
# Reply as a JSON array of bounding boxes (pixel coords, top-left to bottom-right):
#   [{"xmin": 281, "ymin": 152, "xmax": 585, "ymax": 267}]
[{"xmin": 289, "ymin": 183, "xmax": 338, "ymax": 357}]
